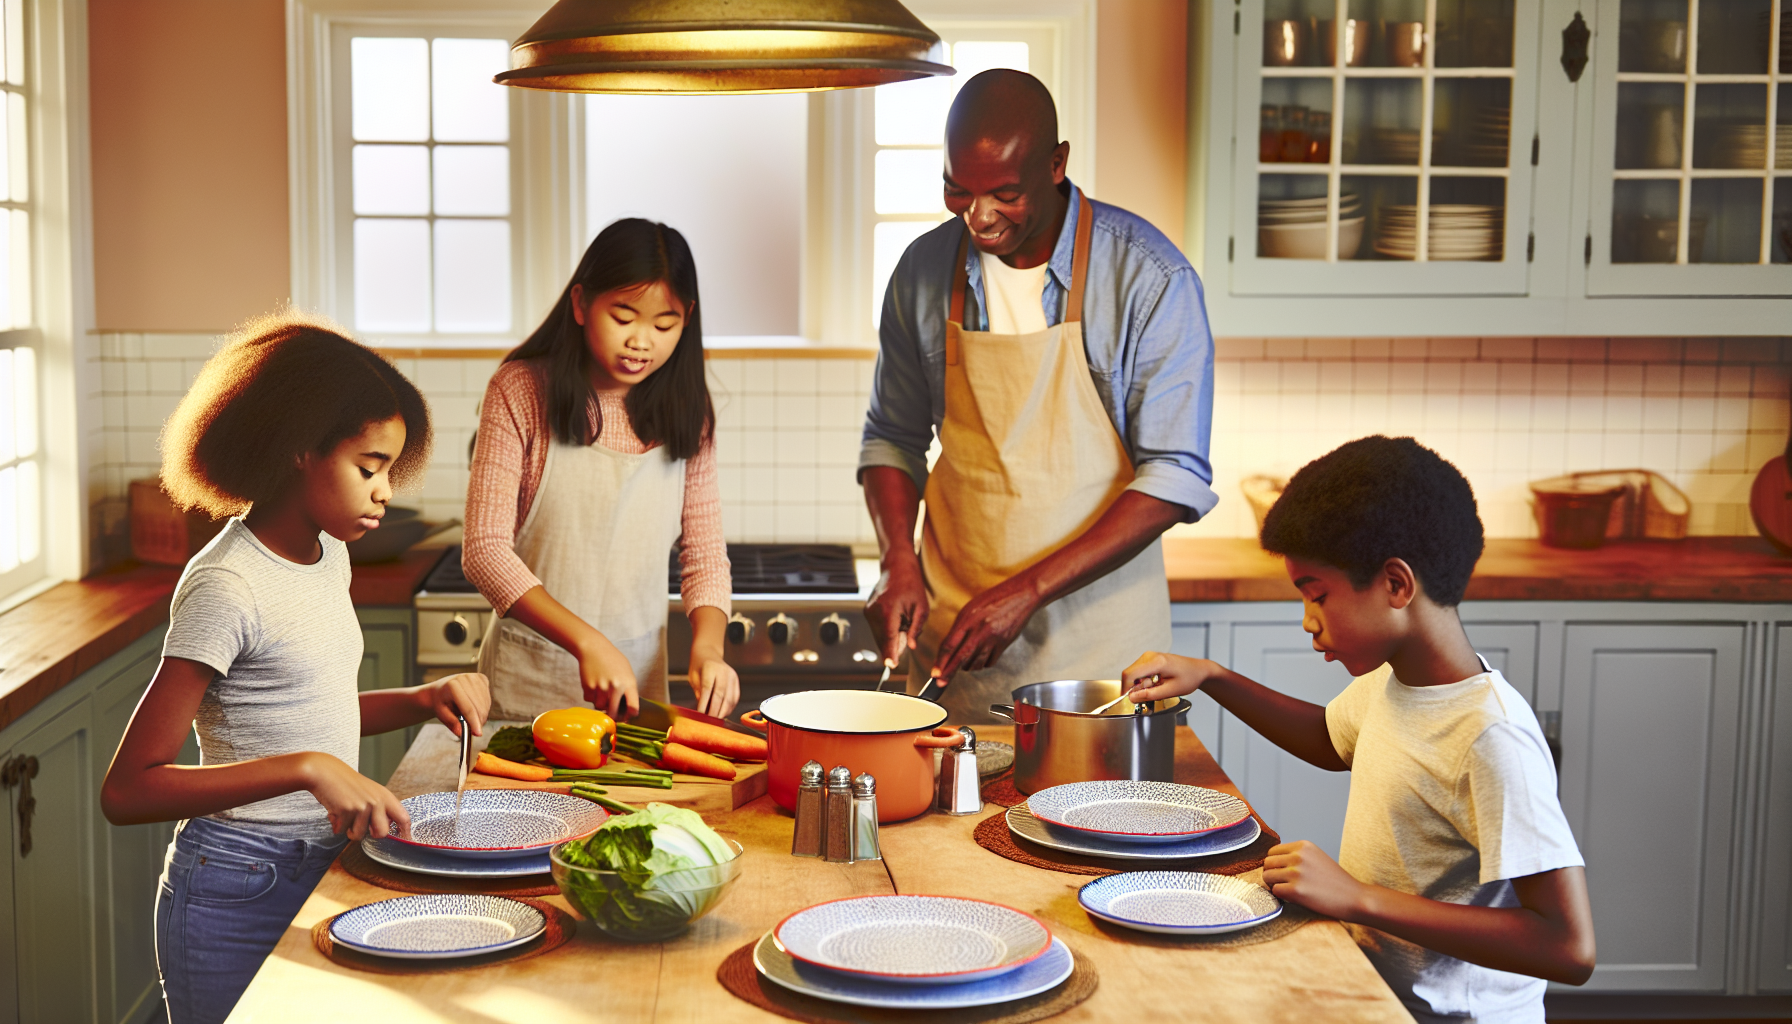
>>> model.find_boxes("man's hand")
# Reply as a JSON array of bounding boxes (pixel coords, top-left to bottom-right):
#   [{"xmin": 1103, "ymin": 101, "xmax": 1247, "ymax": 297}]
[
  {"xmin": 1262, "ymin": 840, "xmax": 1366, "ymax": 919},
  {"xmin": 866, "ymin": 557, "xmax": 928, "ymax": 668},
  {"xmin": 931, "ymin": 575, "xmax": 1040, "ymax": 683}
]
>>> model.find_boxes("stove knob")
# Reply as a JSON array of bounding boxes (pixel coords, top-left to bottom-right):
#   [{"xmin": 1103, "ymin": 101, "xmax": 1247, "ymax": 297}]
[
  {"xmin": 726, "ymin": 614, "xmax": 755, "ymax": 645},
  {"xmin": 444, "ymin": 615, "xmax": 469, "ymax": 646},
  {"xmin": 818, "ymin": 614, "xmax": 850, "ymax": 646},
  {"xmin": 766, "ymin": 614, "xmax": 797, "ymax": 645}
]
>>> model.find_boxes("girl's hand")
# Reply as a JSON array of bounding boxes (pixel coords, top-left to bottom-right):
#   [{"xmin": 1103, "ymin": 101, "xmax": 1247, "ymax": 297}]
[
  {"xmin": 1261, "ymin": 840, "xmax": 1366, "ymax": 919},
  {"xmin": 302, "ymin": 753, "xmax": 411, "ymax": 841},
  {"xmin": 576, "ymin": 632, "xmax": 640, "ymax": 720},
  {"xmin": 1120, "ymin": 652, "xmax": 1222, "ymax": 703},
  {"xmin": 421, "ymin": 672, "xmax": 492, "ymax": 737},
  {"xmin": 688, "ymin": 645, "xmax": 740, "ymax": 718}
]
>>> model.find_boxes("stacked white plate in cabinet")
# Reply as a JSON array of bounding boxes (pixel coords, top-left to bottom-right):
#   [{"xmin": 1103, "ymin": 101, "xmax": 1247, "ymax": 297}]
[
  {"xmin": 386, "ymin": 790, "xmax": 607, "ymax": 860},
  {"xmin": 1375, "ymin": 204, "xmax": 1502, "ymax": 261},
  {"xmin": 1025, "ymin": 781, "xmax": 1253, "ymax": 844},
  {"xmin": 1006, "ymin": 801, "xmax": 1261, "ymax": 861},
  {"xmin": 773, "ymin": 895, "xmax": 1052, "ymax": 985},
  {"xmin": 329, "ymin": 894, "xmax": 547, "ymax": 959},
  {"xmin": 1258, "ymin": 195, "xmax": 1365, "ymax": 259},
  {"xmin": 1078, "ymin": 872, "xmax": 1282, "ymax": 936}
]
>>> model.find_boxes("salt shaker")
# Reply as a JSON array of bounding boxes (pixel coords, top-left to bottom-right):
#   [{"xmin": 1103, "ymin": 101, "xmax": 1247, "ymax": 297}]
[
  {"xmin": 823, "ymin": 765, "xmax": 854, "ymax": 862},
  {"xmin": 936, "ymin": 726, "xmax": 983, "ymax": 815},
  {"xmin": 791, "ymin": 760, "xmax": 825, "ymax": 857},
  {"xmin": 851, "ymin": 773, "xmax": 882, "ymax": 862}
]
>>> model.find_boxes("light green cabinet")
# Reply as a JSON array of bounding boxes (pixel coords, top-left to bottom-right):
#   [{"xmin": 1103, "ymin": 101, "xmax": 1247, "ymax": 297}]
[{"xmin": 356, "ymin": 606, "xmax": 416, "ymax": 786}]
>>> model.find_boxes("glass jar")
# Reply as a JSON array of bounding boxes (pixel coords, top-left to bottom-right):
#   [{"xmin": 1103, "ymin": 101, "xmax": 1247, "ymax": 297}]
[
  {"xmin": 1306, "ymin": 110, "xmax": 1332, "ymax": 163},
  {"xmin": 1260, "ymin": 104, "xmax": 1282, "ymax": 162},
  {"xmin": 1279, "ymin": 105, "xmax": 1310, "ymax": 163}
]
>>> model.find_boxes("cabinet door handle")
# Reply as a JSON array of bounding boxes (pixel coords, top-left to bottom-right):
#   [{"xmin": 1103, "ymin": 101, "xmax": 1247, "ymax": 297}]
[
  {"xmin": 2, "ymin": 754, "xmax": 38, "ymax": 856},
  {"xmin": 1561, "ymin": 12, "xmax": 1590, "ymax": 82}
]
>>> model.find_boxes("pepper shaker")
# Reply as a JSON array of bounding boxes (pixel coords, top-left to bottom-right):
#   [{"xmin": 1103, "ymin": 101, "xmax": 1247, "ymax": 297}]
[
  {"xmin": 791, "ymin": 760, "xmax": 825, "ymax": 857},
  {"xmin": 823, "ymin": 765, "xmax": 855, "ymax": 862},
  {"xmin": 936, "ymin": 726, "xmax": 983, "ymax": 815},
  {"xmin": 851, "ymin": 773, "xmax": 882, "ymax": 862}
]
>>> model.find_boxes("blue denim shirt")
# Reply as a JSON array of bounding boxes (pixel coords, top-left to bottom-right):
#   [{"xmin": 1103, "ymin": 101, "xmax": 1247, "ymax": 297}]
[{"xmin": 859, "ymin": 182, "xmax": 1219, "ymax": 522}]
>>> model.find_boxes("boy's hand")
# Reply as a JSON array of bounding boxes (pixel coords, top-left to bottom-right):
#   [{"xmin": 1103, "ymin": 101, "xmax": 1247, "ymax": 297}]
[
  {"xmin": 302, "ymin": 753, "xmax": 412, "ymax": 841},
  {"xmin": 1119, "ymin": 652, "xmax": 1224, "ymax": 702},
  {"xmin": 1262, "ymin": 840, "xmax": 1366, "ymax": 919},
  {"xmin": 421, "ymin": 672, "xmax": 491, "ymax": 738}
]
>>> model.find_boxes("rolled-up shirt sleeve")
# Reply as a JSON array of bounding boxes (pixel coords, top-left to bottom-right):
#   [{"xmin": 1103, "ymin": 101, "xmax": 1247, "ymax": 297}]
[
  {"xmin": 858, "ymin": 248, "xmax": 937, "ymax": 491},
  {"xmin": 1121, "ymin": 265, "xmax": 1218, "ymax": 522}
]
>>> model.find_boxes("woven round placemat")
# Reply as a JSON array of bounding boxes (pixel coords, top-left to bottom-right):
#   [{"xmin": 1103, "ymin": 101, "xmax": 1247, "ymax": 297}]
[
  {"xmin": 716, "ymin": 939, "xmax": 1097, "ymax": 1024},
  {"xmin": 971, "ymin": 809, "xmax": 1280, "ymax": 878},
  {"xmin": 980, "ymin": 771, "xmax": 1027, "ymax": 808},
  {"xmin": 338, "ymin": 841, "xmax": 559, "ymax": 897},
  {"xmin": 1084, "ymin": 901, "xmax": 1322, "ymax": 949},
  {"xmin": 310, "ymin": 897, "xmax": 575, "ymax": 975}
]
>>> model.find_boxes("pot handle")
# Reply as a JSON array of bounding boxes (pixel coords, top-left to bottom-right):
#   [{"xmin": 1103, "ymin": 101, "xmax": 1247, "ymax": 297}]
[
  {"xmin": 987, "ymin": 704, "xmax": 1016, "ymax": 721},
  {"xmin": 914, "ymin": 726, "xmax": 965, "ymax": 749},
  {"xmin": 739, "ymin": 710, "xmax": 769, "ymax": 732}
]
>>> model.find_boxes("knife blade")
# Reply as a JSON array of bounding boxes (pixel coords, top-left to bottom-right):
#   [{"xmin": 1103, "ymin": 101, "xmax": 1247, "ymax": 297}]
[
  {"xmin": 453, "ymin": 713, "xmax": 469, "ymax": 837},
  {"xmin": 633, "ymin": 698, "xmax": 763, "ymax": 739}
]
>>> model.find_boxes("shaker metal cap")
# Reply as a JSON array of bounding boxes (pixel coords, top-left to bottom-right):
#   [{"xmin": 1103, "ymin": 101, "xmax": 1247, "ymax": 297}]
[
  {"xmin": 826, "ymin": 765, "xmax": 853, "ymax": 788},
  {"xmin": 955, "ymin": 726, "xmax": 977, "ymax": 750},
  {"xmin": 852, "ymin": 772, "xmax": 876, "ymax": 796},
  {"xmin": 800, "ymin": 760, "xmax": 825, "ymax": 784}
]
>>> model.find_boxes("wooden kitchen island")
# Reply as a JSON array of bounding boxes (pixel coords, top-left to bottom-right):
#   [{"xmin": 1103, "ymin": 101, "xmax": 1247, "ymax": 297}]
[{"xmin": 226, "ymin": 724, "xmax": 1413, "ymax": 1023}]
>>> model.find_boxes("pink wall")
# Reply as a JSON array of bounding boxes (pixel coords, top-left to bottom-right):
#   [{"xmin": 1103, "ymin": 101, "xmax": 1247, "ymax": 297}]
[
  {"xmin": 88, "ymin": 0, "xmax": 290, "ymax": 332},
  {"xmin": 1095, "ymin": 0, "xmax": 1190, "ymax": 248}
]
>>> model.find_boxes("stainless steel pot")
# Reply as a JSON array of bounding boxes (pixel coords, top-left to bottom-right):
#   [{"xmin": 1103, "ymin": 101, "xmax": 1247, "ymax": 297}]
[{"xmin": 988, "ymin": 680, "xmax": 1190, "ymax": 795}]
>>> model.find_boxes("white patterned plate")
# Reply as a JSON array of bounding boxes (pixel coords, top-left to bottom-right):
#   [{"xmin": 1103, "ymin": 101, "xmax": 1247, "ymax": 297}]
[
  {"xmin": 387, "ymin": 790, "xmax": 607, "ymax": 860},
  {"xmin": 774, "ymin": 895, "xmax": 1052, "ymax": 985},
  {"xmin": 1025, "ymin": 781, "xmax": 1251, "ymax": 843},
  {"xmin": 1006, "ymin": 802, "xmax": 1261, "ymax": 861},
  {"xmin": 755, "ymin": 932, "xmax": 1075, "ymax": 1009},
  {"xmin": 1077, "ymin": 871, "xmax": 1281, "ymax": 935},
  {"xmin": 329, "ymin": 894, "xmax": 547, "ymax": 959},
  {"xmin": 360, "ymin": 834, "xmax": 551, "ymax": 879}
]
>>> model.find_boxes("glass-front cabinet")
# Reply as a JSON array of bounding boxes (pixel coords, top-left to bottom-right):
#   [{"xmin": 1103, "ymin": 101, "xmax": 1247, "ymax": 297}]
[
  {"xmin": 1586, "ymin": 0, "xmax": 1792, "ymax": 294},
  {"xmin": 1231, "ymin": 0, "xmax": 1542, "ymax": 295}
]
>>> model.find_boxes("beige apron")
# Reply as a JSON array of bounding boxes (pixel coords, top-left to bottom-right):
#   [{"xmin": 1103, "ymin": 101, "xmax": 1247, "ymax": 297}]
[
  {"xmin": 913, "ymin": 195, "xmax": 1172, "ymax": 724},
  {"xmin": 479, "ymin": 435, "xmax": 684, "ymax": 721}
]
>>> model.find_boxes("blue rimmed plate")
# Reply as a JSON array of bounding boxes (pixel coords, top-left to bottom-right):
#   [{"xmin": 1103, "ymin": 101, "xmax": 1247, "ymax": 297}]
[
  {"xmin": 1006, "ymin": 802, "xmax": 1261, "ymax": 861},
  {"xmin": 755, "ymin": 932, "xmax": 1075, "ymax": 1009},
  {"xmin": 1077, "ymin": 871, "xmax": 1281, "ymax": 935},
  {"xmin": 774, "ymin": 895, "xmax": 1052, "ymax": 985},
  {"xmin": 387, "ymin": 790, "xmax": 607, "ymax": 860},
  {"xmin": 360, "ymin": 834, "xmax": 550, "ymax": 879},
  {"xmin": 329, "ymin": 894, "xmax": 547, "ymax": 959},
  {"xmin": 1025, "ymin": 781, "xmax": 1252, "ymax": 843}
]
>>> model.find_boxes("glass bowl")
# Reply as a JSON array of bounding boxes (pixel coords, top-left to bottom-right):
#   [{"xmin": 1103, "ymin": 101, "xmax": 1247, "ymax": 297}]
[{"xmin": 549, "ymin": 837, "xmax": 744, "ymax": 942}]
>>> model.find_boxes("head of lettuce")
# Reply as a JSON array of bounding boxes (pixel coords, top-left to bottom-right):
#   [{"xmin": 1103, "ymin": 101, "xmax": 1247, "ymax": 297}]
[{"xmin": 551, "ymin": 803, "xmax": 743, "ymax": 940}]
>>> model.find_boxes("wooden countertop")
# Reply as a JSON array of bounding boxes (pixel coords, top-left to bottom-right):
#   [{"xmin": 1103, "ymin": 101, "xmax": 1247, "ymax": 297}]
[
  {"xmin": 1164, "ymin": 535, "xmax": 1792, "ymax": 603},
  {"xmin": 0, "ymin": 545, "xmax": 448, "ymax": 734},
  {"xmin": 229, "ymin": 723, "xmax": 1414, "ymax": 1023}
]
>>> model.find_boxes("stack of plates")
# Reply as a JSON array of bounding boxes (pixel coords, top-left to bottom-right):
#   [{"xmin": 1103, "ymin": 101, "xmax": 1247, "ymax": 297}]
[
  {"xmin": 1078, "ymin": 872, "xmax": 1282, "ymax": 936},
  {"xmin": 1375, "ymin": 204, "xmax": 1503, "ymax": 260},
  {"xmin": 753, "ymin": 895, "xmax": 1075, "ymax": 1010},
  {"xmin": 1258, "ymin": 195, "xmax": 1365, "ymax": 259},
  {"xmin": 1465, "ymin": 106, "xmax": 1511, "ymax": 165},
  {"xmin": 1368, "ymin": 127, "xmax": 1422, "ymax": 164},
  {"xmin": 330, "ymin": 893, "xmax": 547, "ymax": 959},
  {"xmin": 1708, "ymin": 123, "xmax": 1792, "ymax": 170},
  {"xmin": 384, "ymin": 789, "xmax": 608, "ymax": 861}
]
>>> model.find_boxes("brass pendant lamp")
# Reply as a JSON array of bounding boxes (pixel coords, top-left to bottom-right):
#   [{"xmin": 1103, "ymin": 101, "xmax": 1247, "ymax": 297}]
[{"xmin": 494, "ymin": 0, "xmax": 954, "ymax": 94}]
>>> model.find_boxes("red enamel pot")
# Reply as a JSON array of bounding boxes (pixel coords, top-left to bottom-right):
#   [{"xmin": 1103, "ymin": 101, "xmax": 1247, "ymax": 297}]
[{"xmin": 741, "ymin": 690, "xmax": 963, "ymax": 822}]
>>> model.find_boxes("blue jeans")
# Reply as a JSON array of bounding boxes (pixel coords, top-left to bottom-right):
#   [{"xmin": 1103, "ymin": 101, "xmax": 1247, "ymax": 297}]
[{"xmin": 155, "ymin": 816, "xmax": 345, "ymax": 1024}]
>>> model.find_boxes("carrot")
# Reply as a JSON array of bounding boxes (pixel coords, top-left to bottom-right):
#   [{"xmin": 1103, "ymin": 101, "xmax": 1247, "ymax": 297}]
[
  {"xmin": 667, "ymin": 719, "xmax": 768, "ymax": 760},
  {"xmin": 473, "ymin": 751, "xmax": 554, "ymax": 782},
  {"xmin": 658, "ymin": 741, "xmax": 737, "ymax": 781}
]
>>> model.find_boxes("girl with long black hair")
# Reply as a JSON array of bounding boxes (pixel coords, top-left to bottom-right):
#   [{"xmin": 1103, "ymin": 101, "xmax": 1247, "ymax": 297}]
[{"xmin": 463, "ymin": 218, "xmax": 737, "ymax": 721}]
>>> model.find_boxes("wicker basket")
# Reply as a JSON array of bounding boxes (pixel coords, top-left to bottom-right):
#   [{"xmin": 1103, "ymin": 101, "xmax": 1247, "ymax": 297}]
[
  {"xmin": 1529, "ymin": 470, "xmax": 1690, "ymax": 542},
  {"xmin": 1240, "ymin": 475, "xmax": 1286, "ymax": 535}
]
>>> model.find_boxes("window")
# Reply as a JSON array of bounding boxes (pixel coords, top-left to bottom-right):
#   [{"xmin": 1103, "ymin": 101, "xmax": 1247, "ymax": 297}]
[
  {"xmin": 0, "ymin": 0, "xmax": 42, "ymax": 597},
  {"xmin": 345, "ymin": 35, "xmax": 515, "ymax": 337}
]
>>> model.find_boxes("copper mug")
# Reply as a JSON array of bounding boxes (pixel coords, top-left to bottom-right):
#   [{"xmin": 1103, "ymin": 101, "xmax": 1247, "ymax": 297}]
[
  {"xmin": 1321, "ymin": 19, "xmax": 1371, "ymax": 66},
  {"xmin": 1263, "ymin": 18, "xmax": 1310, "ymax": 66},
  {"xmin": 1387, "ymin": 21, "xmax": 1426, "ymax": 67}
]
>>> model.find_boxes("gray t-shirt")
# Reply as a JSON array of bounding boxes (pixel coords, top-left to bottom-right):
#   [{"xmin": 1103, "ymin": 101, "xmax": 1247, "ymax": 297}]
[{"xmin": 163, "ymin": 518, "xmax": 363, "ymax": 840}]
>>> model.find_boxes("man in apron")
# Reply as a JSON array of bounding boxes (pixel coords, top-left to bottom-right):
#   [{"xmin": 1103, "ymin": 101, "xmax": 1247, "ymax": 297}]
[{"xmin": 859, "ymin": 69, "xmax": 1219, "ymax": 724}]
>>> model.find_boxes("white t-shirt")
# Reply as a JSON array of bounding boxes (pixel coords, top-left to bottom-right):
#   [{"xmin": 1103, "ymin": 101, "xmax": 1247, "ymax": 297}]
[
  {"xmin": 977, "ymin": 250, "xmax": 1050, "ymax": 334},
  {"xmin": 1326, "ymin": 663, "xmax": 1583, "ymax": 1024},
  {"xmin": 163, "ymin": 518, "xmax": 364, "ymax": 840}
]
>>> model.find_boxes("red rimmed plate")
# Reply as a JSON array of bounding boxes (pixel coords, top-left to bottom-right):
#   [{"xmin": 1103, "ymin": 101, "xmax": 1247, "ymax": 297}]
[
  {"xmin": 386, "ymin": 790, "xmax": 607, "ymax": 860},
  {"xmin": 1025, "ymin": 781, "xmax": 1252, "ymax": 844},
  {"xmin": 773, "ymin": 895, "xmax": 1052, "ymax": 986}
]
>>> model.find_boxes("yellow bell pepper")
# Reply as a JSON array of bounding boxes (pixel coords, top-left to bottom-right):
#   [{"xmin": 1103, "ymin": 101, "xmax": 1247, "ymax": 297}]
[{"xmin": 531, "ymin": 707, "xmax": 616, "ymax": 769}]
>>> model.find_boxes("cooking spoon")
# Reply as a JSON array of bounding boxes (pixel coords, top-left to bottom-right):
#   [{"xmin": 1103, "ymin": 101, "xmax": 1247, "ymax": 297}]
[{"xmin": 1089, "ymin": 676, "xmax": 1159, "ymax": 715}]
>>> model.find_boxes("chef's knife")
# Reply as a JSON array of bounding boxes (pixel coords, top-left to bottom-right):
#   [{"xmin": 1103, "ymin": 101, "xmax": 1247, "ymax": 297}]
[
  {"xmin": 633, "ymin": 698, "xmax": 763, "ymax": 739},
  {"xmin": 453, "ymin": 713, "xmax": 469, "ymax": 836}
]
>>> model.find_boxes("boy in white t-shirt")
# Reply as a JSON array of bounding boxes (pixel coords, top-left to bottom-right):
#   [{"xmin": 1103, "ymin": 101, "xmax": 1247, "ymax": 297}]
[{"xmin": 1120, "ymin": 436, "xmax": 1595, "ymax": 1024}]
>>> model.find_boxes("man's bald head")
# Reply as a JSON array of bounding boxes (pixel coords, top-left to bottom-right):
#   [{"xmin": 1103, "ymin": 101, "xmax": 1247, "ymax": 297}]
[
  {"xmin": 941, "ymin": 69, "xmax": 1071, "ymax": 265},
  {"xmin": 945, "ymin": 69, "xmax": 1059, "ymax": 164}
]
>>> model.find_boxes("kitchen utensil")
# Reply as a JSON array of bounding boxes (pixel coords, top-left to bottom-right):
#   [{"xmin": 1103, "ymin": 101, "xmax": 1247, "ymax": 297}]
[
  {"xmin": 1530, "ymin": 480, "xmax": 1627, "ymax": 549},
  {"xmin": 1077, "ymin": 872, "xmax": 1282, "ymax": 936},
  {"xmin": 388, "ymin": 790, "xmax": 607, "ymax": 859},
  {"xmin": 936, "ymin": 727, "xmax": 983, "ymax": 816},
  {"xmin": 875, "ymin": 660, "xmax": 893, "ymax": 691},
  {"xmin": 1025, "ymin": 780, "xmax": 1252, "ymax": 843},
  {"xmin": 851, "ymin": 773, "xmax": 882, "ymax": 861},
  {"xmin": 773, "ymin": 895, "xmax": 1052, "ymax": 985},
  {"xmin": 1751, "ymin": 376, "xmax": 1792, "ymax": 555},
  {"xmin": 1262, "ymin": 18, "xmax": 1311, "ymax": 67},
  {"xmin": 359, "ymin": 834, "xmax": 551, "ymax": 879},
  {"xmin": 550, "ymin": 837, "xmax": 743, "ymax": 941},
  {"xmin": 752, "ymin": 931, "xmax": 1076, "ymax": 1010},
  {"xmin": 987, "ymin": 680, "xmax": 1190, "ymax": 795},
  {"xmin": 1319, "ymin": 18, "xmax": 1370, "ymax": 66},
  {"xmin": 1086, "ymin": 690, "xmax": 1131, "ymax": 716},
  {"xmin": 1387, "ymin": 21, "xmax": 1426, "ymax": 67},
  {"xmin": 1006, "ymin": 802, "xmax": 1262, "ymax": 861},
  {"xmin": 328, "ymin": 893, "xmax": 546, "ymax": 960},
  {"xmin": 453, "ymin": 714, "xmax": 469, "ymax": 834},
  {"xmin": 741, "ymin": 690, "xmax": 963, "ymax": 822},
  {"xmin": 633, "ymin": 697, "xmax": 764, "ymax": 740}
]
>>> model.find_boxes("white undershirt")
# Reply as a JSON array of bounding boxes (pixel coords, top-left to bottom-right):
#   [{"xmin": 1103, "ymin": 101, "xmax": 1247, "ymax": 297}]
[{"xmin": 977, "ymin": 251, "xmax": 1050, "ymax": 334}]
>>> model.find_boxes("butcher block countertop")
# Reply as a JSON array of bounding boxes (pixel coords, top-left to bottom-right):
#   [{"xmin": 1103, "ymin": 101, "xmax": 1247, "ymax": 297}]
[
  {"xmin": 227, "ymin": 723, "xmax": 1415, "ymax": 1024},
  {"xmin": 1163, "ymin": 536, "xmax": 1792, "ymax": 603}
]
